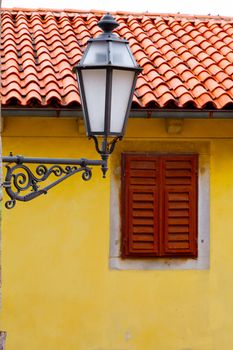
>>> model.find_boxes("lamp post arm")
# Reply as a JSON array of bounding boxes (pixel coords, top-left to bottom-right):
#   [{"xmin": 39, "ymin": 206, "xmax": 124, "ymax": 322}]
[
  {"xmin": 2, "ymin": 155, "xmax": 105, "ymax": 209},
  {"xmin": 2, "ymin": 155, "xmax": 103, "ymax": 166}
]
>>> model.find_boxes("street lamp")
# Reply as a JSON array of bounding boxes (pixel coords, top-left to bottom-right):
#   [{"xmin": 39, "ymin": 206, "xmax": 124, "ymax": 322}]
[
  {"xmin": 76, "ymin": 13, "xmax": 141, "ymax": 176},
  {"xmin": 2, "ymin": 14, "xmax": 141, "ymax": 209}
]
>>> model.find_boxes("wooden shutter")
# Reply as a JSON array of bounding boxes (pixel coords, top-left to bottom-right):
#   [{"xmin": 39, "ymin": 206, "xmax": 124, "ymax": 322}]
[
  {"xmin": 121, "ymin": 154, "xmax": 160, "ymax": 257},
  {"xmin": 161, "ymin": 155, "xmax": 198, "ymax": 257},
  {"xmin": 121, "ymin": 153, "xmax": 198, "ymax": 258}
]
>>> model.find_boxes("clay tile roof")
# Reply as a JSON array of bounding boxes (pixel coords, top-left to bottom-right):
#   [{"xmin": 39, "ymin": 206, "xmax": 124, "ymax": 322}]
[{"xmin": 1, "ymin": 7, "xmax": 233, "ymax": 110}]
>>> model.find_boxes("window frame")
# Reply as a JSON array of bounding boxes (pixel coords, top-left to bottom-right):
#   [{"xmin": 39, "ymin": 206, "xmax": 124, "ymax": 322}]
[{"xmin": 109, "ymin": 143, "xmax": 210, "ymax": 270}]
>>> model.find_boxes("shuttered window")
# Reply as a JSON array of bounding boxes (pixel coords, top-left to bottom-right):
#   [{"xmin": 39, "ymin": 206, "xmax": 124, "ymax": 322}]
[{"xmin": 121, "ymin": 154, "xmax": 198, "ymax": 258}]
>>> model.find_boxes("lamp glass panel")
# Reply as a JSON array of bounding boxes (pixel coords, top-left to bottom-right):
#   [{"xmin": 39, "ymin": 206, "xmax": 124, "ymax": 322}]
[
  {"xmin": 83, "ymin": 42, "xmax": 108, "ymax": 65},
  {"xmin": 110, "ymin": 69, "xmax": 135, "ymax": 134},
  {"xmin": 111, "ymin": 42, "xmax": 136, "ymax": 67},
  {"xmin": 81, "ymin": 69, "xmax": 106, "ymax": 133}
]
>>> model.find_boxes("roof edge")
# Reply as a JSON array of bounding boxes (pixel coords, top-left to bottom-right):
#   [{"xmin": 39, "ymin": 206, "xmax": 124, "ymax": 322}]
[{"xmin": 1, "ymin": 7, "xmax": 233, "ymax": 22}]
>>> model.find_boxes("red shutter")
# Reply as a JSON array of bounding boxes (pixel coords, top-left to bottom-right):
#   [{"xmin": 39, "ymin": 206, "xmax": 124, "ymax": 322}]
[
  {"xmin": 121, "ymin": 153, "xmax": 198, "ymax": 259},
  {"xmin": 161, "ymin": 155, "xmax": 198, "ymax": 257},
  {"xmin": 121, "ymin": 154, "xmax": 160, "ymax": 257}
]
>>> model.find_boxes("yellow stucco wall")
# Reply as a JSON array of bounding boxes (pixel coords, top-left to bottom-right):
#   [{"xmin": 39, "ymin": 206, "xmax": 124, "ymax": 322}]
[{"xmin": 1, "ymin": 116, "xmax": 233, "ymax": 350}]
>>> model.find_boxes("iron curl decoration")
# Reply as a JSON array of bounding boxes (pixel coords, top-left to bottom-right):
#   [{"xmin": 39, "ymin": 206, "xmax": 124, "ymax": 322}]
[
  {"xmin": 13, "ymin": 164, "xmax": 34, "ymax": 192},
  {"xmin": 2, "ymin": 159, "xmax": 96, "ymax": 209}
]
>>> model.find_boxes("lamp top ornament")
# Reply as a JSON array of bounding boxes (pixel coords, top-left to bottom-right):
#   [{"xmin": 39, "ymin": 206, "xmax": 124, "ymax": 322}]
[
  {"xmin": 86, "ymin": 13, "xmax": 130, "ymax": 43},
  {"xmin": 98, "ymin": 13, "xmax": 119, "ymax": 33}
]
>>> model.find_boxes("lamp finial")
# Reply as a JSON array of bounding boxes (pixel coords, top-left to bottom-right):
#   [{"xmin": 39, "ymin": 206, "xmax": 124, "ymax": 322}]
[{"xmin": 97, "ymin": 13, "xmax": 119, "ymax": 33}]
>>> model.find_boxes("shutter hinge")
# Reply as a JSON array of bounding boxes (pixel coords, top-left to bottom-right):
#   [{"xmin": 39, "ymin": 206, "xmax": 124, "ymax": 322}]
[
  {"xmin": 122, "ymin": 238, "xmax": 128, "ymax": 256},
  {"xmin": 123, "ymin": 237, "xmax": 128, "ymax": 248}
]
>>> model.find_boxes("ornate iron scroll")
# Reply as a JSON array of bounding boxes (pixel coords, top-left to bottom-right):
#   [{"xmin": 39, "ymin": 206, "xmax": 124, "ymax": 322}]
[{"xmin": 2, "ymin": 156, "xmax": 103, "ymax": 209}]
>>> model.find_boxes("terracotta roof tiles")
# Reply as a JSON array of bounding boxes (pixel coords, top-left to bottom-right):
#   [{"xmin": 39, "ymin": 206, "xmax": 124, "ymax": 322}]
[{"xmin": 1, "ymin": 8, "xmax": 233, "ymax": 109}]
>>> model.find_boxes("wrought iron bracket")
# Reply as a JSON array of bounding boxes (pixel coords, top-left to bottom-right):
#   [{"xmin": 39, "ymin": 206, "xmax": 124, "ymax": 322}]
[
  {"xmin": 2, "ymin": 155, "xmax": 103, "ymax": 209},
  {"xmin": 1, "ymin": 137, "xmax": 121, "ymax": 209}
]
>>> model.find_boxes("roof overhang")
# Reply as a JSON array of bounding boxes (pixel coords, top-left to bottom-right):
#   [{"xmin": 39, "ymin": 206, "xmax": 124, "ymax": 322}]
[{"xmin": 2, "ymin": 107, "xmax": 233, "ymax": 119}]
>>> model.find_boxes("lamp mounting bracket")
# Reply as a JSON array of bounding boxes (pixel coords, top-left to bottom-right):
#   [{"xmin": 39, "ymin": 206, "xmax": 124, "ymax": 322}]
[
  {"xmin": 1, "ymin": 137, "xmax": 121, "ymax": 209},
  {"xmin": 1, "ymin": 155, "xmax": 104, "ymax": 209},
  {"xmin": 90, "ymin": 135, "xmax": 121, "ymax": 156}
]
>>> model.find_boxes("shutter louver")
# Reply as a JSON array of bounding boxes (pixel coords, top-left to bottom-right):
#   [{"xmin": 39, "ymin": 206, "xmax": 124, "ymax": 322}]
[
  {"xmin": 122, "ymin": 155, "xmax": 159, "ymax": 257},
  {"xmin": 162, "ymin": 156, "xmax": 197, "ymax": 257}
]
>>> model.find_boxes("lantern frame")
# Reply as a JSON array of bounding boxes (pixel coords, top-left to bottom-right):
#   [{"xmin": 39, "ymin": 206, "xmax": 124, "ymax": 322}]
[{"xmin": 75, "ymin": 13, "xmax": 142, "ymax": 140}]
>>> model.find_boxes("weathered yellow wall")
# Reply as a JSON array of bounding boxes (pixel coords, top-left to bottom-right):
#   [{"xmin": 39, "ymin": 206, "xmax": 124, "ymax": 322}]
[{"xmin": 1, "ymin": 117, "xmax": 233, "ymax": 350}]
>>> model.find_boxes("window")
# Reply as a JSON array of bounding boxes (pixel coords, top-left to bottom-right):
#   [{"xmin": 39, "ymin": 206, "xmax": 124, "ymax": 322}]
[{"xmin": 121, "ymin": 153, "xmax": 198, "ymax": 258}]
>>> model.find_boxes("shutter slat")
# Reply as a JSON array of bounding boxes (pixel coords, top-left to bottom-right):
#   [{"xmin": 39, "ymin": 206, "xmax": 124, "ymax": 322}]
[
  {"xmin": 133, "ymin": 202, "xmax": 154, "ymax": 209},
  {"xmin": 132, "ymin": 235, "xmax": 155, "ymax": 242},
  {"xmin": 130, "ymin": 160, "xmax": 157, "ymax": 169},
  {"xmin": 165, "ymin": 161, "xmax": 192, "ymax": 169},
  {"xmin": 165, "ymin": 170, "xmax": 191, "ymax": 177},
  {"xmin": 132, "ymin": 218, "xmax": 154, "ymax": 226},
  {"xmin": 168, "ymin": 234, "xmax": 189, "ymax": 241},
  {"xmin": 130, "ymin": 178, "xmax": 157, "ymax": 185},
  {"xmin": 130, "ymin": 170, "xmax": 157, "ymax": 177},
  {"xmin": 168, "ymin": 217, "xmax": 190, "ymax": 225},
  {"xmin": 133, "ymin": 193, "xmax": 154, "ymax": 201},
  {"xmin": 130, "ymin": 177, "xmax": 156, "ymax": 186},
  {"xmin": 133, "ymin": 209, "xmax": 154, "ymax": 218},
  {"xmin": 168, "ymin": 242, "xmax": 190, "ymax": 249},
  {"xmin": 168, "ymin": 209, "xmax": 189, "ymax": 217},
  {"xmin": 168, "ymin": 226, "xmax": 189, "ymax": 233},
  {"xmin": 169, "ymin": 202, "xmax": 189, "ymax": 209},
  {"xmin": 165, "ymin": 178, "xmax": 192, "ymax": 185},
  {"xmin": 133, "ymin": 226, "xmax": 154, "ymax": 233},
  {"xmin": 168, "ymin": 192, "xmax": 189, "ymax": 201},
  {"xmin": 132, "ymin": 242, "xmax": 155, "ymax": 249}
]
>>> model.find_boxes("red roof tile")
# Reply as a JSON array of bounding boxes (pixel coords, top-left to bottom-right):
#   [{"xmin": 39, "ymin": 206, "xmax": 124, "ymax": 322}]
[{"xmin": 1, "ymin": 8, "xmax": 233, "ymax": 109}]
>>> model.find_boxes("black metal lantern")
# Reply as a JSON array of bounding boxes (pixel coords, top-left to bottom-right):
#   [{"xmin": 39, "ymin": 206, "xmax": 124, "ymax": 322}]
[
  {"xmin": 75, "ymin": 14, "xmax": 141, "ymax": 150},
  {"xmin": 2, "ymin": 14, "xmax": 141, "ymax": 209}
]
